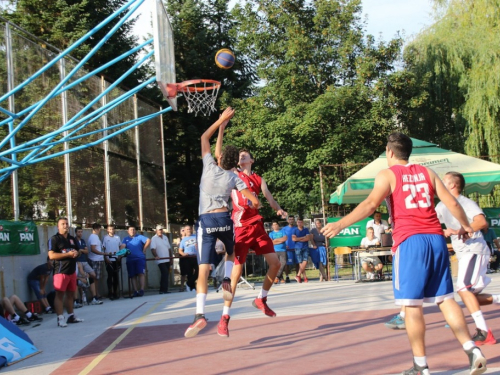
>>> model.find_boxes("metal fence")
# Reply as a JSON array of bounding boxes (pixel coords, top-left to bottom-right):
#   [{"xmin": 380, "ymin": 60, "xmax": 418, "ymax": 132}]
[{"xmin": 0, "ymin": 19, "xmax": 168, "ymax": 230}]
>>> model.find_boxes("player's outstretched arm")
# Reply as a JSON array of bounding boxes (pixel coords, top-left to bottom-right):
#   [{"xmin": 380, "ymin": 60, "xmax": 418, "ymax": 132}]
[
  {"xmin": 321, "ymin": 169, "xmax": 392, "ymax": 239},
  {"xmin": 430, "ymin": 168, "xmax": 473, "ymax": 237},
  {"xmin": 201, "ymin": 107, "xmax": 235, "ymax": 158},
  {"xmin": 261, "ymin": 178, "xmax": 287, "ymax": 218},
  {"xmin": 214, "ymin": 117, "xmax": 230, "ymax": 160}
]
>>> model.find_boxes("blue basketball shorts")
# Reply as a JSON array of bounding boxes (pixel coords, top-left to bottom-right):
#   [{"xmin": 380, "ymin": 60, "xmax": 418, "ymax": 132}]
[
  {"xmin": 197, "ymin": 212, "xmax": 234, "ymax": 265},
  {"xmin": 393, "ymin": 234, "xmax": 454, "ymax": 306},
  {"xmin": 126, "ymin": 257, "xmax": 146, "ymax": 278}
]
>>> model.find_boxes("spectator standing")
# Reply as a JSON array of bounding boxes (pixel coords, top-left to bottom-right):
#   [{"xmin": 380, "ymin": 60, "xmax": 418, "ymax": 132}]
[
  {"xmin": 282, "ymin": 216, "xmax": 298, "ymax": 283},
  {"xmin": 87, "ymin": 223, "xmax": 106, "ymax": 301},
  {"xmin": 151, "ymin": 225, "xmax": 172, "ymax": 294},
  {"xmin": 27, "ymin": 258, "xmax": 54, "ymax": 314},
  {"xmin": 178, "ymin": 225, "xmax": 198, "ymax": 292},
  {"xmin": 310, "ymin": 219, "xmax": 328, "ymax": 282},
  {"xmin": 74, "ymin": 226, "xmax": 99, "ymax": 306},
  {"xmin": 268, "ymin": 221, "xmax": 288, "ymax": 284},
  {"xmin": 121, "ymin": 225, "xmax": 151, "ymax": 297},
  {"xmin": 292, "ymin": 218, "xmax": 310, "ymax": 283},
  {"xmin": 102, "ymin": 225, "xmax": 122, "ymax": 300},
  {"xmin": 49, "ymin": 217, "xmax": 84, "ymax": 327}
]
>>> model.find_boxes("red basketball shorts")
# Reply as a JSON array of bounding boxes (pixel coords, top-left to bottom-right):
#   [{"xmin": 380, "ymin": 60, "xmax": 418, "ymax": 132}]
[
  {"xmin": 53, "ymin": 273, "xmax": 77, "ymax": 292},
  {"xmin": 234, "ymin": 221, "xmax": 275, "ymax": 265}
]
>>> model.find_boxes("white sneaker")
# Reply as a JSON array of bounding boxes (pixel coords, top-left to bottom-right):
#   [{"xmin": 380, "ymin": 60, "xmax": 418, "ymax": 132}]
[
  {"xmin": 366, "ymin": 272, "xmax": 374, "ymax": 280},
  {"xmin": 57, "ymin": 315, "xmax": 67, "ymax": 328},
  {"xmin": 90, "ymin": 298, "xmax": 103, "ymax": 305}
]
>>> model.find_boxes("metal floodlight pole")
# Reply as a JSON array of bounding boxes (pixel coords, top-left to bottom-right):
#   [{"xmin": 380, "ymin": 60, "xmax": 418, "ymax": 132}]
[
  {"xmin": 60, "ymin": 58, "xmax": 72, "ymax": 226},
  {"xmin": 159, "ymin": 107, "xmax": 169, "ymax": 232},
  {"xmin": 102, "ymin": 77, "xmax": 112, "ymax": 225},
  {"xmin": 319, "ymin": 165, "xmax": 330, "ymax": 280},
  {"xmin": 134, "ymin": 95, "xmax": 144, "ymax": 231},
  {"xmin": 5, "ymin": 23, "xmax": 19, "ymax": 221}
]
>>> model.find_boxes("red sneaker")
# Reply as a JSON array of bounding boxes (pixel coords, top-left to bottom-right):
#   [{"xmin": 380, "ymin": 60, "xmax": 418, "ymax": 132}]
[
  {"xmin": 221, "ymin": 277, "xmax": 233, "ymax": 302},
  {"xmin": 303, "ymin": 277, "xmax": 308, "ymax": 283},
  {"xmin": 295, "ymin": 276, "xmax": 302, "ymax": 283},
  {"xmin": 184, "ymin": 314, "xmax": 207, "ymax": 338},
  {"xmin": 252, "ymin": 297, "xmax": 276, "ymax": 317},
  {"xmin": 472, "ymin": 328, "xmax": 497, "ymax": 346},
  {"xmin": 217, "ymin": 315, "xmax": 230, "ymax": 337}
]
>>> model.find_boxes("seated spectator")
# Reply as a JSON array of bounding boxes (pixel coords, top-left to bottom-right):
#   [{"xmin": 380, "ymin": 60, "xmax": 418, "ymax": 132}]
[
  {"xmin": 27, "ymin": 257, "xmax": 54, "ymax": 314},
  {"xmin": 1, "ymin": 294, "xmax": 42, "ymax": 325},
  {"xmin": 360, "ymin": 227, "xmax": 383, "ymax": 280},
  {"xmin": 482, "ymin": 227, "xmax": 500, "ymax": 273}
]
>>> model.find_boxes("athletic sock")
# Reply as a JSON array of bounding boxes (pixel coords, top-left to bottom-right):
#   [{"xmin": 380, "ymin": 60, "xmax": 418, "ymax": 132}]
[
  {"xmin": 463, "ymin": 341, "xmax": 476, "ymax": 351},
  {"xmin": 258, "ymin": 288, "xmax": 268, "ymax": 299},
  {"xmin": 12, "ymin": 314, "xmax": 20, "ymax": 322},
  {"xmin": 25, "ymin": 311, "xmax": 32, "ymax": 319},
  {"xmin": 196, "ymin": 293, "xmax": 207, "ymax": 315},
  {"xmin": 224, "ymin": 261, "xmax": 234, "ymax": 278},
  {"xmin": 414, "ymin": 356, "xmax": 427, "ymax": 368},
  {"xmin": 471, "ymin": 310, "xmax": 488, "ymax": 332},
  {"xmin": 223, "ymin": 306, "xmax": 230, "ymax": 316},
  {"xmin": 492, "ymin": 294, "xmax": 500, "ymax": 304},
  {"xmin": 400, "ymin": 310, "xmax": 406, "ymax": 319}
]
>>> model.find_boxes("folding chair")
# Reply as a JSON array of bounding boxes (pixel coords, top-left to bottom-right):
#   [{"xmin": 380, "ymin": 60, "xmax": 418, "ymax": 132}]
[{"xmin": 333, "ymin": 247, "xmax": 355, "ymax": 282}]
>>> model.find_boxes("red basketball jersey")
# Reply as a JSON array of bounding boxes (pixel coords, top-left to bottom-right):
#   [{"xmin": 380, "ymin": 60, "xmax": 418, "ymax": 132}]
[
  {"xmin": 231, "ymin": 170, "xmax": 263, "ymax": 227},
  {"xmin": 386, "ymin": 164, "xmax": 443, "ymax": 251}
]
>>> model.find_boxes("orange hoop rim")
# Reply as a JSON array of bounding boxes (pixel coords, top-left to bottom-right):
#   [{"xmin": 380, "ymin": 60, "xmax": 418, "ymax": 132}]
[{"xmin": 176, "ymin": 79, "xmax": 221, "ymax": 93}]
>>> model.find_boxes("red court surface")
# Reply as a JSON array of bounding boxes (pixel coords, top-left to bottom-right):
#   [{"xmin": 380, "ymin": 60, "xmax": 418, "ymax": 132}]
[{"xmin": 53, "ymin": 305, "xmax": 500, "ymax": 375}]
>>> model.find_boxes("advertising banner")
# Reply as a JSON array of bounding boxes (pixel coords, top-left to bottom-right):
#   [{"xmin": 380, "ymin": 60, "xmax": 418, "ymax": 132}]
[
  {"xmin": 483, "ymin": 208, "xmax": 500, "ymax": 237},
  {"xmin": 0, "ymin": 221, "xmax": 39, "ymax": 256}
]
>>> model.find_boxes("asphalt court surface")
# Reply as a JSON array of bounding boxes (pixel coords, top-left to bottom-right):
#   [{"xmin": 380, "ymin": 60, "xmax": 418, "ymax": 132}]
[{"xmin": 4, "ymin": 273, "xmax": 500, "ymax": 375}]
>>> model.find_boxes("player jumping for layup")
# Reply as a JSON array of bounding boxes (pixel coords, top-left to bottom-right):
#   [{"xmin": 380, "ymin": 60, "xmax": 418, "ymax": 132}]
[
  {"xmin": 184, "ymin": 107, "xmax": 260, "ymax": 338},
  {"xmin": 322, "ymin": 133, "xmax": 487, "ymax": 375},
  {"xmin": 214, "ymin": 122, "xmax": 287, "ymax": 337}
]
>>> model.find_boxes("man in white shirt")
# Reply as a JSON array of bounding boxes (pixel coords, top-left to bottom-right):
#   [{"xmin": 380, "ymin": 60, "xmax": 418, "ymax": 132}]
[
  {"xmin": 436, "ymin": 171, "xmax": 500, "ymax": 346},
  {"xmin": 360, "ymin": 227, "xmax": 383, "ymax": 280},
  {"xmin": 366, "ymin": 211, "xmax": 389, "ymax": 239},
  {"xmin": 151, "ymin": 225, "xmax": 172, "ymax": 294},
  {"xmin": 87, "ymin": 223, "xmax": 105, "ymax": 303},
  {"xmin": 102, "ymin": 225, "xmax": 122, "ymax": 300}
]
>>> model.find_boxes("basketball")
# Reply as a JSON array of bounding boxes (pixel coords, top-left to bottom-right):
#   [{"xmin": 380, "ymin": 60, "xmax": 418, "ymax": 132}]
[{"xmin": 215, "ymin": 48, "xmax": 235, "ymax": 69}]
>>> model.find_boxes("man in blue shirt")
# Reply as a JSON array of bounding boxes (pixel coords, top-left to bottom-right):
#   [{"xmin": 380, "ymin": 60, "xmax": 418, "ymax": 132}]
[
  {"xmin": 282, "ymin": 216, "xmax": 298, "ymax": 283},
  {"xmin": 120, "ymin": 226, "xmax": 151, "ymax": 297},
  {"xmin": 179, "ymin": 225, "xmax": 198, "ymax": 292},
  {"xmin": 268, "ymin": 221, "xmax": 287, "ymax": 284},
  {"xmin": 292, "ymin": 218, "xmax": 310, "ymax": 283}
]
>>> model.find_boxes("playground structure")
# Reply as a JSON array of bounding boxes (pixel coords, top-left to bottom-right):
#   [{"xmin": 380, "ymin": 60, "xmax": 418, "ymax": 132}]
[{"xmin": 0, "ymin": 0, "xmax": 209, "ymax": 228}]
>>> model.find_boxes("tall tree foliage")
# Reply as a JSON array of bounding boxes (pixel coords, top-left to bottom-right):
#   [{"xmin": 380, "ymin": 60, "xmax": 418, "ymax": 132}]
[
  {"xmin": 397, "ymin": 0, "xmax": 500, "ymax": 160},
  {"xmin": 221, "ymin": 0, "xmax": 403, "ymax": 216}
]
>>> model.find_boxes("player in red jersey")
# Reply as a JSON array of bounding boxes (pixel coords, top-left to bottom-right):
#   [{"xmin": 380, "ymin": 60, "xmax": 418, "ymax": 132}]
[
  {"xmin": 322, "ymin": 133, "xmax": 487, "ymax": 375},
  {"xmin": 214, "ymin": 124, "xmax": 287, "ymax": 337}
]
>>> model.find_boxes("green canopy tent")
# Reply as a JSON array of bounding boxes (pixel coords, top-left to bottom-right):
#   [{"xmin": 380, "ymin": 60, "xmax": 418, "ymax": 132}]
[{"xmin": 330, "ymin": 138, "xmax": 500, "ymax": 205}]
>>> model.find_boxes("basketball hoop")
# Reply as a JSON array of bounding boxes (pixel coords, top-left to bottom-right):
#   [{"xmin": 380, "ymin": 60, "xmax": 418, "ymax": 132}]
[{"xmin": 166, "ymin": 79, "xmax": 221, "ymax": 116}]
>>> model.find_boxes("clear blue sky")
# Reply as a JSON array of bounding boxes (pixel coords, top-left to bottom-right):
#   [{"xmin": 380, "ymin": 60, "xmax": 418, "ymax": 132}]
[{"xmin": 134, "ymin": 0, "xmax": 434, "ymax": 43}]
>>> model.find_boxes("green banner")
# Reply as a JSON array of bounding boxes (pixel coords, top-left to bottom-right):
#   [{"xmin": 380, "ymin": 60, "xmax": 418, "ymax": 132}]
[
  {"xmin": 327, "ymin": 217, "xmax": 371, "ymax": 247},
  {"xmin": 483, "ymin": 208, "xmax": 500, "ymax": 237},
  {"xmin": 0, "ymin": 221, "xmax": 40, "ymax": 256}
]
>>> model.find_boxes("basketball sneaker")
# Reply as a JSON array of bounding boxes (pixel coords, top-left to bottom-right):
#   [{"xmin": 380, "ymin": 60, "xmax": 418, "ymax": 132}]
[
  {"xmin": 253, "ymin": 297, "xmax": 276, "ymax": 317},
  {"xmin": 402, "ymin": 362, "xmax": 430, "ymax": 375},
  {"xmin": 67, "ymin": 315, "xmax": 84, "ymax": 323},
  {"xmin": 465, "ymin": 347, "xmax": 487, "ymax": 375},
  {"xmin": 217, "ymin": 315, "xmax": 230, "ymax": 337},
  {"xmin": 384, "ymin": 314, "xmax": 405, "ymax": 329},
  {"xmin": 185, "ymin": 314, "xmax": 207, "ymax": 338},
  {"xmin": 303, "ymin": 277, "xmax": 308, "ymax": 283},
  {"xmin": 27, "ymin": 313, "xmax": 42, "ymax": 322},
  {"xmin": 472, "ymin": 328, "xmax": 497, "ymax": 346},
  {"xmin": 221, "ymin": 277, "xmax": 233, "ymax": 301},
  {"xmin": 57, "ymin": 315, "xmax": 67, "ymax": 328},
  {"xmin": 295, "ymin": 276, "xmax": 302, "ymax": 283}
]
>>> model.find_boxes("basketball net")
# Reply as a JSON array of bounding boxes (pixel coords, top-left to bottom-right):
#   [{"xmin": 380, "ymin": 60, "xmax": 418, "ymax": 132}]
[{"xmin": 174, "ymin": 79, "xmax": 221, "ymax": 116}]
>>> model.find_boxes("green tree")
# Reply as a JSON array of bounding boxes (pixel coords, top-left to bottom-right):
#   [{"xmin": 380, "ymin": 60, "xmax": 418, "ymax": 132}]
[
  {"xmin": 222, "ymin": 0, "xmax": 403, "ymax": 217},
  {"xmin": 397, "ymin": 0, "xmax": 500, "ymax": 160}
]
